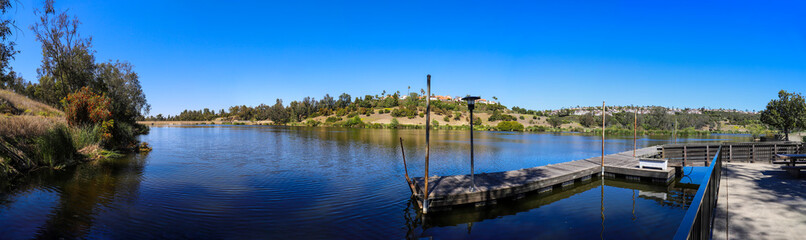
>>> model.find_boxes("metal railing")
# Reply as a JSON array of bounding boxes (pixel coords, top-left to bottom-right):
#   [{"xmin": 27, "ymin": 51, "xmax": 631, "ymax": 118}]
[
  {"xmin": 661, "ymin": 142, "xmax": 803, "ymax": 164},
  {"xmin": 673, "ymin": 146, "xmax": 722, "ymax": 240}
]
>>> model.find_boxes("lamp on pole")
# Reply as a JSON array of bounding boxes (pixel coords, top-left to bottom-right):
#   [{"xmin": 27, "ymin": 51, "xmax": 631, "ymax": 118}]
[{"xmin": 462, "ymin": 96, "xmax": 480, "ymax": 191}]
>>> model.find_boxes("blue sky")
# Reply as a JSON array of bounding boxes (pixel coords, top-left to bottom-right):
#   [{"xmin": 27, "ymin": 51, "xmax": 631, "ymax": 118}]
[{"xmin": 7, "ymin": 0, "xmax": 806, "ymax": 116}]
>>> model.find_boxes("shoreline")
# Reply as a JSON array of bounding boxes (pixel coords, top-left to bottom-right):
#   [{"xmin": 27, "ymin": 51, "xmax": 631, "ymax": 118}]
[{"xmin": 137, "ymin": 120, "xmax": 757, "ymax": 136}]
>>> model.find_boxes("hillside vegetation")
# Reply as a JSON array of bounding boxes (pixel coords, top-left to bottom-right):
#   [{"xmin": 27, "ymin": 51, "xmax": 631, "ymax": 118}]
[
  {"xmin": 143, "ymin": 91, "xmax": 769, "ymax": 135},
  {"xmin": 1, "ymin": 90, "xmax": 69, "ymax": 178}
]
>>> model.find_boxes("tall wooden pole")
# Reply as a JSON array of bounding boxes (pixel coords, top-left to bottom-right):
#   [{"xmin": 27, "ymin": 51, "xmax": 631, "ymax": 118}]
[
  {"xmin": 601, "ymin": 101, "xmax": 605, "ymax": 176},
  {"xmin": 423, "ymin": 74, "xmax": 431, "ymax": 213},
  {"xmin": 470, "ymin": 106, "xmax": 476, "ymax": 190},
  {"xmin": 634, "ymin": 108, "xmax": 637, "ymax": 157}
]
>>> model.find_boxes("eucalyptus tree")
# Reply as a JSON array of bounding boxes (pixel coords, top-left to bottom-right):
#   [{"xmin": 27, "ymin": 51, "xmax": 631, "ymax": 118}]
[
  {"xmin": 337, "ymin": 93, "xmax": 351, "ymax": 108},
  {"xmin": 31, "ymin": 0, "xmax": 98, "ymax": 105},
  {"xmin": 269, "ymin": 99, "xmax": 289, "ymax": 124}
]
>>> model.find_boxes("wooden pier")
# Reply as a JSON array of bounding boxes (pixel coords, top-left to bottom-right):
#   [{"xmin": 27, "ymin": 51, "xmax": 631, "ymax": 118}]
[{"xmin": 410, "ymin": 146, "xmax": 674, "ymax": 210}]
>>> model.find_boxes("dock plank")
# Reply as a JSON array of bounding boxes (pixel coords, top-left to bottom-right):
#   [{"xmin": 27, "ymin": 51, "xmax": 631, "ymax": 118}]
[{"xmin": 411, "ymin": 146, "xmax": 675, "ymax": 209}]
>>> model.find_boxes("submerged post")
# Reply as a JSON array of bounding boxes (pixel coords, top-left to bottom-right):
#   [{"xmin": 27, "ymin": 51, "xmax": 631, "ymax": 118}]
[
  {"xmin": 462, "ymin": 95, "xmax": 481, "ymax": 191},
  {"xmin": 424, "ymin": 74, "xmax": 431, "ymax": 214},
  {"xmin": 399, "ymin": 137, "xmax": 415, "ymax": 195},
  {"xmin": 601, "ymin": 101, "xmax": 605, "ymax": 176}
]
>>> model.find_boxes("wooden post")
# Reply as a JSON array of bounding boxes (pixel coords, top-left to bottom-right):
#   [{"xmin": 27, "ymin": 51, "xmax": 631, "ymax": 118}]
[
  {"xmin": 729, "ymin": 144, "xmax": 733, "ymax": 162},
  {"xmin": 601, "ymin": 101, "xmax": 605, "ymax": 176},
  {"xmin": 633, "ymin": 109, "xmax": 637, "ymax": 157},
  {"xmin": 706, "ymin": 145, "xmax": 710, "ymax": 161},
  {"xmin": 752, "ymin": 144, "xmax": 755, "ymax": 162},
  {"xmin": 424, "ymin": 74, "xmax": 431, "ymax": 213},
  {"xmin": 400, "ymin": 138, "xmax": 416, "ymax": 196},
  {"xmin": 683, "ymin": 145, "xmax": 687, "ymax": 166}
]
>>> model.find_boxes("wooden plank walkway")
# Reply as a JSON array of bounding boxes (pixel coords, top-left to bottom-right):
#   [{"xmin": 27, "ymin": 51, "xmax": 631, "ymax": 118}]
[{"xmin": 411, "ymin": 146, "xmax": 674, "ymax": 209}]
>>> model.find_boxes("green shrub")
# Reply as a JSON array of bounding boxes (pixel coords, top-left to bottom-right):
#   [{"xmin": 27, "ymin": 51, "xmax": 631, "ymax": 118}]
[
  {"xmin": 443, "ymin": 115, "xmax": 450, "ymax": 122},
  {"xmin": 340, "ymin": 116, "xmax": 364, "ymax": 128},
  {"xmin": 390, "ymin": 118, "xmax": 400, "ymax": 128},
  {"xmin": 347, "ymin": 112, "xmax": 358, "ymax": 118},
  {"xmin": 578, "ymin": 113, "xmax": 596, "ymax": 127},
  {"xmin": 71, "ymin": 125, "xmax": 101, "ymax": 150},
  {"xmin": 497, "ymin": 121, "xmax": 524, "ymax": 131},
  {"xmin": 431, "ymin": 120, "xmax": 439, "ymax": 127},
  {"xmin": 547, "ymin": 116, "xmax": 563, "ymax": 128},
  {"xmin": 472, "ymin": 116, "xmax": 482, "ymax": 125},
  {"xmin": 326, "ymin": 116, "xmax": 341, "ymax": 123},
  {"xmin": 34, "ymin": 126, "xmax": 77, "ymax": 167},
  {"xmin": 336, "ymin": 108, "xmax": 347, "ymax": 116},
  {"xmin": 488, "ymin": 111, "xmax": 516, "ymax": 122},
  {"xmin": 305, "ymin": 119, "xmax": 321, "ymax": 126}
]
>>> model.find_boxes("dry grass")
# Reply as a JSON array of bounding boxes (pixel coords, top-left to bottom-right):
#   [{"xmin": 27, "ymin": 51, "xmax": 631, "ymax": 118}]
[
  {"xmin": 78, "ymin": 144, "xmax": 101, "ymax": 158},
  {"xmin": 0, "ymin": 115, "xmax": 66, "ymax": 138},
  {"xmin": 0, "ymin": 89, "xmax": 63, "ymax": 117}
]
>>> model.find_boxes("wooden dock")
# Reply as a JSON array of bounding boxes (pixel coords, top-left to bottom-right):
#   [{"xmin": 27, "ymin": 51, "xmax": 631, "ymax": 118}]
[{"xmin": 410, "ymin": 146, "xmax": 674, "ymax": 209}]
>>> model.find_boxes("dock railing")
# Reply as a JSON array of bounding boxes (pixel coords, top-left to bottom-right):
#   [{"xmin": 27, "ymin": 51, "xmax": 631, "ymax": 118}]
[
  {"xmin": 673, "ymin": 146, "xmax": 722, "ymax": 240},
  {"xmin": 660, "ymin": 142, "xmax": 803, "ymax": 166}
]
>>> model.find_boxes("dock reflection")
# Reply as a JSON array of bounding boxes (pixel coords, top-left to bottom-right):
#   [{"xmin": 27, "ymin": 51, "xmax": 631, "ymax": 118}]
[{"xmin": 406, "ymin": 176, "xmax": 699, "ymax": 237}]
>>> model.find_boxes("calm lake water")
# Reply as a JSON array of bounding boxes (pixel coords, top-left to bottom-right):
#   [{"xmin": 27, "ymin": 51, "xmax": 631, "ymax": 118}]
[{"xmin": 0, "ymin": 126, "xmax": 750, "ymax": 239}]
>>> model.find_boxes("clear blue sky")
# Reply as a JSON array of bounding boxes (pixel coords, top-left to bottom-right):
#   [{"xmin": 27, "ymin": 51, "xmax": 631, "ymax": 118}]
[{"xmin": 7, "ymin": 0, "xmax": 806, "ymax": 116}]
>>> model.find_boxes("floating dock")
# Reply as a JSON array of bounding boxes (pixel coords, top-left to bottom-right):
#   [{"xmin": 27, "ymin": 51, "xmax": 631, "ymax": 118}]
[{"xmin": 410, "ymin": 146, "xmax": 676, "ymax": 210}]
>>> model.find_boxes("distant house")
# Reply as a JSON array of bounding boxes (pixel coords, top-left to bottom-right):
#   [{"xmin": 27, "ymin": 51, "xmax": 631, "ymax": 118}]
[
  {"xmin": 400, "ymin": 95, "xmax": 408, "ymax": 100},
  {"xmin": 436, "ymin": 95, "xmax": 452, "ymax": 101}
]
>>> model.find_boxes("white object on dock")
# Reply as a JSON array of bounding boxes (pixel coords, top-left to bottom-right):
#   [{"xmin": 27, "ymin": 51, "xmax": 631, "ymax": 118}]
[{"xmin": 639, "ymin": 158, "xmax": 668, "ymax": 171}]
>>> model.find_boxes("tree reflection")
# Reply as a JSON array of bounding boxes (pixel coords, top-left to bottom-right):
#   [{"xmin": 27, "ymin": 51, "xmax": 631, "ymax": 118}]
[{"xmin": 0, "ymin": 153, "xmax": 147, "ymax": 239}]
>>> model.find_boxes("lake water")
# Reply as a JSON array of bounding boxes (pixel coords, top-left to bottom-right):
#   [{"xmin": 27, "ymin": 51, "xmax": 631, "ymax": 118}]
[{"xmin": 0, "ymin": 126, "xmax": 750, "ymax": 239}]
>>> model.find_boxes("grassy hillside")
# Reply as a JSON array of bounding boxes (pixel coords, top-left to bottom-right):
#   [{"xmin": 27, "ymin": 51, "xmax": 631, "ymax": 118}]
[{"xmin": 0, "ymin": 89, "xmax": 129, "ymax": 179}]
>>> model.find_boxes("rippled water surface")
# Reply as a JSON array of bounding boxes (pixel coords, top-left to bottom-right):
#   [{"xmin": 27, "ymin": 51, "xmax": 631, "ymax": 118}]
[{"xmin": 0, "ymin": 126, "xmax": 750, "ymax": 239}]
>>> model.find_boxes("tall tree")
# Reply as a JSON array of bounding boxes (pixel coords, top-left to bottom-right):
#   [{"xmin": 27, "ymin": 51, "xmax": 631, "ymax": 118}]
[
  {"xmin": 269, "ymin": 99, "xmax": 289, "ymax": 124},
  {"xmin": 31, "ymin": 0, "xmax": 97, "ymax": 105},
  {"xmin": 0, "ymin": 0, "xmax": 20, "ymax": 90},
  {"xmin": 95, "ymin": 61, "xmax": 150, "ymax": 123},
  {"xmin": 760, "ymin": 90, "xmax": 806, "ymax": 140},
  {"xmin": 321, "ymin": 94, "xmax": 335, "ymax": 109},
  {"xmin": 337, "ymin": 93, "xmax": 351, "ymax": 108}
]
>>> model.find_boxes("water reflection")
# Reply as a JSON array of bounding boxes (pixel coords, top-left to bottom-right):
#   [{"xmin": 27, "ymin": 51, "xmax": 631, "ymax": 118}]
[
  {"xmin": 0, "ymin": 126, "xmax": 748, "ymax": 239},
  {"xmin": 408, "ymin": 177, "xmax": 699, "ymax": 239},
  {"xmin": 0, "ymin": 154, "xmax": 148, "ymax": 239}
]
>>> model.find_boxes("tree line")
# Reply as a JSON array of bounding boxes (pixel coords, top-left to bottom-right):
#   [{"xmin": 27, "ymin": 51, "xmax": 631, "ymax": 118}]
[{"xmin": 146, "ymin": 91, "xmax": 508, "ymax": 123}]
